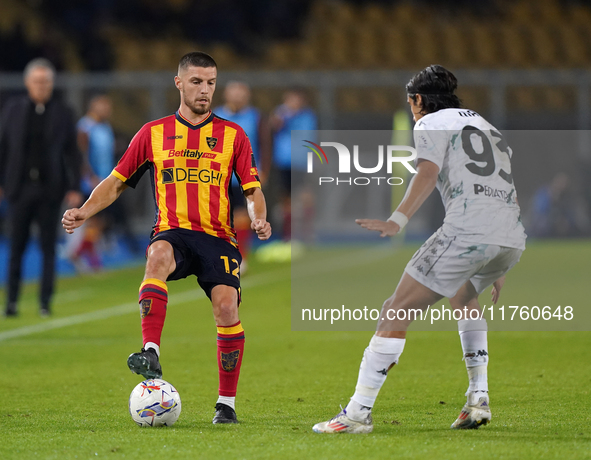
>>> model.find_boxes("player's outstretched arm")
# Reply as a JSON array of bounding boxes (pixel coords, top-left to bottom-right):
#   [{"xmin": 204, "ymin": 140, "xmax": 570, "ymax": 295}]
[
  {"xmin": 244, "ymin": 187, "xmax": 272, "ymax": 240},
  {"xmin": 62, "ymin": 174, "xmax": 128, "ymax": 234},
  {"xmin": 356, "ymin": 159, "xmax": 439, "ymax": 237}
]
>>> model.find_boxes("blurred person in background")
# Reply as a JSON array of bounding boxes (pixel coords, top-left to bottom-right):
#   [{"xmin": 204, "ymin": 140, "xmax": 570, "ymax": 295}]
[
  {"xmin": 68, "ymin": 94, "xmax": 115, "ymax": 271},
  {"xmin": 215, "ymin": 81, "xmax": 271, "ymax": 272},
  {"xmin": 0, "ymin": 58, "xmax": 82, "ymax": 317},
  {"xmin": 69, "ymin": 94, "xmax": 138, "ymax": 271},
  {"xmin": 78, "ymin": 95, "xmax": 115, "ymax": 198},
  {"xmin": 270, "ymin": 88, "xmax": 317, "ymax": 240},
  {"xmin": 527, "ymin": 172, "xmax": 589, "ymax": 238}
]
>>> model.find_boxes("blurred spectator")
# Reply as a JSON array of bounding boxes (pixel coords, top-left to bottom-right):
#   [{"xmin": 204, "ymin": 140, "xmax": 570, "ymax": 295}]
[
  {"xmin": 270, "ymin": 88, "xmax": 317, "ymax": 240},
  {"xmin": 0, "ymin": 58, "xmax": 82, "ymax": 317},
  {"xmin": 68, "ymin": 94, "xmax": 138, "ymax": 271},
  {"xmin": 215, "ymin": 82, "xmax": 271, "ymax": 271},
  {"xmin": 68, "ymin": 94, "xmax": 114, "ymax": 271},
  {"xmin": 527, "ymin": 172, "xmax": 589, "ymax": 238},
  {"xmin": 79, "ymin": 95, "xmax": 115, "ymax": 194}
]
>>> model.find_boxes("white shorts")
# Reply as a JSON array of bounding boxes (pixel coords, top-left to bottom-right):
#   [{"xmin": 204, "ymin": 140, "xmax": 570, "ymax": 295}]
[{"xmin": 405, "ymin": 228, "xmax": 523, "ymax": 298}]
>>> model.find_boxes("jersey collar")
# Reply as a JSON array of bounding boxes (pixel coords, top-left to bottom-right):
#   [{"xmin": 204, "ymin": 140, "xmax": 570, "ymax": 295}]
[{"xmin": 175, "ymin": 110, "xmax": 214, "ymax": 130}]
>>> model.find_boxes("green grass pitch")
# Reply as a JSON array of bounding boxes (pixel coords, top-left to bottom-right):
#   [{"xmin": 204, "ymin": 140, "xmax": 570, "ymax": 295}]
[{"xmin": 0, "ymin": 240, "xmax": 589, "ymax": 459}]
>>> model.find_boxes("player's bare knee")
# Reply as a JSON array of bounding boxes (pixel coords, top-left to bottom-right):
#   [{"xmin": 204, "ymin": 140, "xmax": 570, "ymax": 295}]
[
  {"xmin": 218, "ymin": 300, "xmax": 238, "ymax": 317},
  {"xmin": 145, "ymin": 242, "xmax": 175, "ymax": 278},
  {"xmin": 213, "ymin": 298, "xmax": 239, "ymax": 324},
  {"xmin": 211, "ymin": 285, "xmax": 239, "ymax": 323},
  {"xmin": 146, "ymin": 251, "xmax": 172, "ymax": 272}
]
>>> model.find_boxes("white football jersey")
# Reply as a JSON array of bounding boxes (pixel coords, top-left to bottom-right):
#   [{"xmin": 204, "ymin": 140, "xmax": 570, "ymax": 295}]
[{"xmin": 413, "ymin": 108, "xmax": 526, "ymax": 249}]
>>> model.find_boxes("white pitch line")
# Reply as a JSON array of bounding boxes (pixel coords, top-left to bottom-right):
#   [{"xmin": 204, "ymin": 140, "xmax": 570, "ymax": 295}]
[
  {"xmin": 0, "ymin": 244, "xmax": 398, "ymax": 343},
  {"xmin": 0, "ymin": 270, "xmax": 289, "ymax": 343},
  {"xmin": 0, "ymin": 301, "xmax": 141, "ymax": 343}
]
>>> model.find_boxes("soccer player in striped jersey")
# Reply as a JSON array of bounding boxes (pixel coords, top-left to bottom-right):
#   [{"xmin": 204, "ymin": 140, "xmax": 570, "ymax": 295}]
[{"xmin": 62, "ymin": 52, "xmax": 272, "ymax": 424}]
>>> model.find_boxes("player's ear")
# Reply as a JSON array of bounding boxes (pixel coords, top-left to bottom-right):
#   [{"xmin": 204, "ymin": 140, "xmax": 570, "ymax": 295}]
[
  {"xmin": 414, "ymin": 94, "xmax": 423, "ymax": 109},
  {"xmin": 174, "ymin": 75, "xmax": 182, "ymax": 90}
]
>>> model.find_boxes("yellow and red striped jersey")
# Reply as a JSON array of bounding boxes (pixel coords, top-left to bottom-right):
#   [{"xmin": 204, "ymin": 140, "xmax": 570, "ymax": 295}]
[{"xmin": 112, "ymin": 111, "xmax": 260, "ymax": 246}]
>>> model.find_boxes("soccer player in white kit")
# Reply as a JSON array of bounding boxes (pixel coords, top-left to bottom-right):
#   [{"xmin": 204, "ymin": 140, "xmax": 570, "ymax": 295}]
[{"xmin": 313, "ymin": 65, "xmax": 526, "ymax": 433}]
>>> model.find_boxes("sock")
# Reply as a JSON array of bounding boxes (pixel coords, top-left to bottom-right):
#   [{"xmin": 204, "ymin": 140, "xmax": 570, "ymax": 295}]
[
  {"xmin": 217, "ymin": 321, "xmax": 245, "ymax": 397},
  {"xmin": 144, "ymin": 342, "xmax": 160, "ymax": 357},
  {"xmin": 458, "ymin": 319, "xmax": 489, "ymax": 396},
  {"xmin": 346, "ymin": 399, "xmax": 372, "ymax": 422},
  {"xmin": 216, "ymin": 396, "xmax": 236, "ymax": 410},
  {"xmin": 348, "ymin": 335, "xmax": 406, "ymax": 421},
  {"xmin": 139, "ymin": 278, "xmax": 168, "ymax": 351}
]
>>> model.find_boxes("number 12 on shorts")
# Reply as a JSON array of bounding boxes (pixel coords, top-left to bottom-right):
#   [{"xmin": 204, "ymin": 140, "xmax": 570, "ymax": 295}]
[{"xmin": 220, "ymin": 255, "xmax": 240, "ymax": 278}]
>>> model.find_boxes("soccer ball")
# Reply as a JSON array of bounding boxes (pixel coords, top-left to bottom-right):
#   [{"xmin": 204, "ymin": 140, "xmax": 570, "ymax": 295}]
[{"xmin": 128, "ymin": 379, "xmax": 182, "ymax": 427}]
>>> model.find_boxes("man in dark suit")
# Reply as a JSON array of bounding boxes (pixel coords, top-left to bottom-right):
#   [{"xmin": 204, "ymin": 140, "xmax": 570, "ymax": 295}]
[{"xmin": 0, "ymin": 58, "xmax": 82, "ymax": 317}]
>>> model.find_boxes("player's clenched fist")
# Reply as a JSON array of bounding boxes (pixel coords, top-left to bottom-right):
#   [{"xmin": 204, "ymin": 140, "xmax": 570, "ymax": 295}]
[
  {"xmin": 62, "ymin": 208, "xmax": 87, "ymax": 234},
  {"xmin": 251, "ymin": 219, "xmax": 271, "ymax": 240}
]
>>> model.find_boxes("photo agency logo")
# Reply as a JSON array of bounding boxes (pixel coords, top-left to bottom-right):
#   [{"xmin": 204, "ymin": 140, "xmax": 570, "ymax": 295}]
[{"xmin": 303, "ymin": 139, "xmax": 418, "ymax": 185}]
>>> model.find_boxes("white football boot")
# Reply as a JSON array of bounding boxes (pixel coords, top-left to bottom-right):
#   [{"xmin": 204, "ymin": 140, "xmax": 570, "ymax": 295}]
[
  {"xmin": 451, "ymin": 392, "xmax": 491, "ymax": 429},
  {"xmin": 313, "ymin": 408, "xmax": 373, "ymax": 434}
]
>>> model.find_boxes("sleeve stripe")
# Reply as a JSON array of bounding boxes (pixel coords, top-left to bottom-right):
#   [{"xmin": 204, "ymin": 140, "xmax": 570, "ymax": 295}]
[
  {"xmin": 112, "ymin": 158, "xmax": 151, "ymax": 187},
  {"xmin": 241, "ymin": 181, "xmax": 261, "ymax": 191},
  {"xmin": 111, "ymin": 170, "xmax": 128, "ymax": 182}
]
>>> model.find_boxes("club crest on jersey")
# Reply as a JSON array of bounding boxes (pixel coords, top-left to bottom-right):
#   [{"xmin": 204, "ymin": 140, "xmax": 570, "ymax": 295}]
[
  {"xmin": 140, "ymin": 299, "xmax": 152, "ymax": 318},
  {"xmin": 221, "ymin": 350, "xmax": 240, "ymax": 371},
  {"xmin": 206, "ymin": 137, "xmax": 218, "ymax": 149}
]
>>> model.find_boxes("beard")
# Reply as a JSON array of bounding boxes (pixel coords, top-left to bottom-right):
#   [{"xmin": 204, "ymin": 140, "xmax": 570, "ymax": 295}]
[{"xmin": 183, "ymin": 90, "xmax": 211, "ymax": 115}]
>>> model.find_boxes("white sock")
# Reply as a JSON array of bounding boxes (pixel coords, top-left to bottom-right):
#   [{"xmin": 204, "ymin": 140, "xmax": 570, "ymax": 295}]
[
  {"xmin": 217, "ymin": 396, "xmax": 235, "ymax": 410},
  {"xmin": 346, "ymin": 399, "xmax": 372, "ymax": 421},
  {"xmin": 144, "ymin": 342, "xmax": 160, "ymax": 357},
  {"xmin": 348, "ymin": 335, "xmax": 406, "ymax": 421},
  {"xmin": 458, "ymin": 319, "xmax": 488, "ymax": 395}
]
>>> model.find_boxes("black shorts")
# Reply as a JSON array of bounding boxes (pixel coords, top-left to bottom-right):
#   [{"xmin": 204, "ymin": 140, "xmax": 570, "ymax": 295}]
[{"xmin": 150, "ymin": 228, "xmax": 242, "ymax": 301}]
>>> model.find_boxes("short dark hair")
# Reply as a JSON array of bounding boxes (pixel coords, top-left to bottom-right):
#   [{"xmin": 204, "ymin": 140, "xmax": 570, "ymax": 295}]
[
  {"xmin": 406, "ymin": 65, "xmax": 461, "ymax": 114},
  {"xmin": 178, "ymin": 52, "xmax": 217, "ymax": 72}
]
